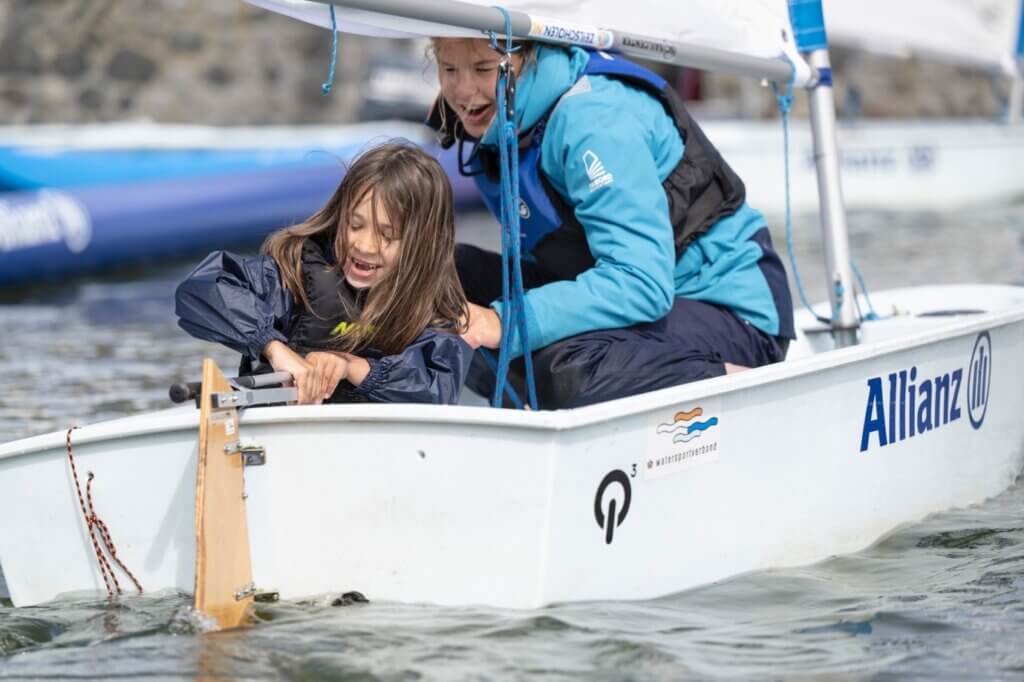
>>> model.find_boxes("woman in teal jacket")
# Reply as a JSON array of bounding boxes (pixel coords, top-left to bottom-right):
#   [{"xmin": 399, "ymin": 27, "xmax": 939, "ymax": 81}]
[{"xmin": 430, "ymin": 39, "xmax": 794, "ymax": 408}]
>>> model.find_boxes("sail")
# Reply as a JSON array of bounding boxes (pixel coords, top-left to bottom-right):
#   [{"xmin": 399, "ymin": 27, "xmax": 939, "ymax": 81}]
[
  {"xmin": 825, "ymin": 0, "xmax": 1024, "ymax": 76},
  {"xmin": 245, "ymin": 0, "xmax": 814, "ymax": 84}
]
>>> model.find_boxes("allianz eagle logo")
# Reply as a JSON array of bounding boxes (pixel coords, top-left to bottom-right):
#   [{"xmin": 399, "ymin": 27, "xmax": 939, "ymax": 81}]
[
  {"xmin": 582, "ymin": 150, "xmax": 613, "ymax": 192},
  {"xmin": 860, "ymin": 331, "xmax": 991, "ymax": 452}
]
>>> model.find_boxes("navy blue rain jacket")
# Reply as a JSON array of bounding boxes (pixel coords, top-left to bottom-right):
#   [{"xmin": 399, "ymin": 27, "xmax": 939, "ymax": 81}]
[{"xmin": 175, "ymin": 251, "xmax": 473, "ymax": 405}]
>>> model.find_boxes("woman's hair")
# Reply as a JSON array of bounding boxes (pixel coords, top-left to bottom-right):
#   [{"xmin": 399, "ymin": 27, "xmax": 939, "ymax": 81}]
[
  {"xmin": 427, "ymin": 37, "xmax": 538, "ymax": 70},
  {"xmin": 262, "ymin": 141, "xmax": 467, "ymax": 355}
]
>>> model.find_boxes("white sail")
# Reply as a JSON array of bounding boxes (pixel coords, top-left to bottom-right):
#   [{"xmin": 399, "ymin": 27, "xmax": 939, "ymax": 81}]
[
  {"xmin": 245, "ymin": 0, "xmax": 812, "ymax": 83},
  {"xmin": 826, "ymin": 0, "xmax": 1023, "ymax": 76}
]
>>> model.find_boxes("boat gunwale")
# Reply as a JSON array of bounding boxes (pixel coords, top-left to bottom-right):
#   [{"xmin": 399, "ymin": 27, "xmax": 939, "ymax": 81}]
[{"xmin": 1, "ymin": 293, "xmax": 1022, "ymax": 461}]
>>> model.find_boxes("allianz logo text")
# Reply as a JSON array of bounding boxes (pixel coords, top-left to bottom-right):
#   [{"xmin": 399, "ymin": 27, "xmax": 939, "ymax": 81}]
[{"xmin": 859, "ymin": 332, "xmax": 991, "ymax": 452}]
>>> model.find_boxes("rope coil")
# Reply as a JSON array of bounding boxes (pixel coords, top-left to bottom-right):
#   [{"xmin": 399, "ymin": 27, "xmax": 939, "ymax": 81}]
[{"xmin": 66, "ymin": 426, "xmax": 143, "ymax": 599}]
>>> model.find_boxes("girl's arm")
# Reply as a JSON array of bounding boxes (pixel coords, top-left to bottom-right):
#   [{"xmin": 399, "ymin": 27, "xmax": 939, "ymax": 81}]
[
  {"xmin": 343, "ymin": 329, "xmax": 474, "ymax": 405},
  {"xmin": 175, "ymin": 251, "xmax": 294, "ymax": 360}
]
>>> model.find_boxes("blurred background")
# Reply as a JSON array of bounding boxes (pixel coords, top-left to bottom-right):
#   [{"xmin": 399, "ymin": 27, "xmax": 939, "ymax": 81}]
[
  {"xmin": 2, "ymin": 1, "xmax": 1019, "ymax": 289},
  {"xmin": 0, "ymin": 1, "xmax": 1011, "ymax": 125}
]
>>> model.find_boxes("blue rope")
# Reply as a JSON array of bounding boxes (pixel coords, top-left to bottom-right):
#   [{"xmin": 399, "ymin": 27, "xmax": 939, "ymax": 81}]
[
  {"xmin": 772, "ymin": 60, "xmax": 885, "ymax": 326},
  {"xmin": 773, "ymin": 58, "xmax": 829, "ymax": 326},
  {"xmin": 321, "ymin": 5, "xmax": 339, "ymax": 96},
  {"xmin": 479, "ymin": 349, "xmax": 524, "ymax": 408},
  {"xmin": 487, "ymin": 6, "xmax": 538, "ymax": 410},
  {"xmin": 851, "ymin": 260, "xmax": 883, "ymax": 320}
]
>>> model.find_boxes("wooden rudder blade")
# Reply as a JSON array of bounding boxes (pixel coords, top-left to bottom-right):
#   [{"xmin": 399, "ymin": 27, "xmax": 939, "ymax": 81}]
[{"xmin": 194, "ymin": 358, "xmax": 254, "ymax": 629}]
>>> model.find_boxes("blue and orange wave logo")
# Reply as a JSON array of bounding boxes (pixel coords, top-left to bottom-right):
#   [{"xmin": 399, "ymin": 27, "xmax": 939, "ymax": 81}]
[{"xmin": 656, "ymin": 407, "xmax": 718, "ymax": 444}]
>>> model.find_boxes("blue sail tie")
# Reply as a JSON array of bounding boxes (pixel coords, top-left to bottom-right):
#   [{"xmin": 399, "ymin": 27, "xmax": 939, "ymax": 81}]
[
  {"xmin": 321, "ymin": 5, "xmax": 339, "ymax": 96},
  {"xmin": 487, "ymin": 6, "xmax": 538, "ymax": 409}
]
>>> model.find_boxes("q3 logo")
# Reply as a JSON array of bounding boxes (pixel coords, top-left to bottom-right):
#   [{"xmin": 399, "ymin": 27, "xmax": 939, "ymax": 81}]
[{"xmin": 594, "ymin": 469, "xmax": 631, "ymax": 545}]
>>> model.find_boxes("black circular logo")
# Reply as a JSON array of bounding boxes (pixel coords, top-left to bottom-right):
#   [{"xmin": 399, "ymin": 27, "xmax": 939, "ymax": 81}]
[{"xmin": 594, "ymin": 469, "xmax": 631, "ymax": 545}]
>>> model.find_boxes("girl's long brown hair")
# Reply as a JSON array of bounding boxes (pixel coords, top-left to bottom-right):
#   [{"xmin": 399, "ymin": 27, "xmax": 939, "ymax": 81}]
[{"xmin": 262, "ymin": 141, "xmax": 467, "ymax": 355}]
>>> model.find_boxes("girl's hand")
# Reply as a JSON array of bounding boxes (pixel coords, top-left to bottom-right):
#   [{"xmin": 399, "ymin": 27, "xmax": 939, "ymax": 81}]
[
  {"xmin": 462, "ymin": 303, "xmax": 502, "ymax": 349},
  {"xmin": 306, "ymin": 352, "xmax": 350, "ymax": 401},
  {"xmin": 263, "ymin": 340, "xmax": 323, "ymax": 404}
]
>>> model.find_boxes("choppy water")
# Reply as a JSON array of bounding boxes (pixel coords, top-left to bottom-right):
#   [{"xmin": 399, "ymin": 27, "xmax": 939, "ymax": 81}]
[{"xmin": 2, "ymin": 208, "xmax": 1024, "ymax": 679}]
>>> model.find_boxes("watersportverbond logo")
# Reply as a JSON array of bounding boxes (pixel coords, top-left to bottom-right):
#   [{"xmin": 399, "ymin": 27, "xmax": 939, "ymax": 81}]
[
  {"xmin": 859, "ymin": 332, "xmax": 992, "ymax": 452},
  {"xmin": 645, "ymin": 400, "xmax": 721, "ymax": 479},
  {"xmin": 0, "ymin": 190, "xmax": 92, "ymax": 254}
]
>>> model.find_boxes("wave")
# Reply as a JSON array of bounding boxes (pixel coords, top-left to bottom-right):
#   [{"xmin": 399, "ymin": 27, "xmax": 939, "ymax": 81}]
[
  {"xmin": 687, "ymin": 417, "xmax": 719, "ymax": 432},
  {"xmin": 673, "ymin": 407, "xmax": 703, "ymax": 422},
  {"xmin": 672, "ymin": 432, "xmax": 701, "ymax": 444}
]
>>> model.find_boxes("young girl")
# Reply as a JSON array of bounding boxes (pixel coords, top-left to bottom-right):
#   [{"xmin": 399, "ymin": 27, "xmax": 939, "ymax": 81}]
[{"xmin": 175, "ymin": 141, "xmax": 472, "ymax": 405}]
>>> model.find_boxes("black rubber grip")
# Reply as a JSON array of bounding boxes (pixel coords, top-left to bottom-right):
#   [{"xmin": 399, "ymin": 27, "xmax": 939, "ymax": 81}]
[{"xmin": 168, "ymin": 381, "xmax": 201, "ymax": 404}]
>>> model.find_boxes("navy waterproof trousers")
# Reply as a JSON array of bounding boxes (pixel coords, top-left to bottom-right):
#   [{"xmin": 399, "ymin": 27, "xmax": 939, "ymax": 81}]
[{"xmin": 456, "ymin": 228, "xmax": 792, "ymax": 409}]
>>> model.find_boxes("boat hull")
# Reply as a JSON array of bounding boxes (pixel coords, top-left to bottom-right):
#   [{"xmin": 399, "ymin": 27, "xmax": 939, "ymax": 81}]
[{"xmin": 1, "ymin": 286, "xmax": 1023, "ymax": 608}]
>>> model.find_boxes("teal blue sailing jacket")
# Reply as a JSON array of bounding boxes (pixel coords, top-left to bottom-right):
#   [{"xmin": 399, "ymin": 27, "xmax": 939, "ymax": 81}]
[{"xmin": 434, "ymin": 45, "xmax": 793, "ymax": 355}]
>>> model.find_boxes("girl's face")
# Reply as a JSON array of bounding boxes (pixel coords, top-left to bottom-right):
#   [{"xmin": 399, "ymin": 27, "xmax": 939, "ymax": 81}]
[
  {"xmin": 436, "ymin": 38, "xmax": 523, "ymax": 138},
  {"xmin": 342, "ymin": 191, "xmax": 400, "ymax": 289}
]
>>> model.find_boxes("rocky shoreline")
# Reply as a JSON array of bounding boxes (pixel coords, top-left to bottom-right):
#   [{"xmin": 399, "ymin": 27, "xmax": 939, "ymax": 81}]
[{"xmin": 0, "ymin": 1, "xmax": 1013, "ymax": 125}]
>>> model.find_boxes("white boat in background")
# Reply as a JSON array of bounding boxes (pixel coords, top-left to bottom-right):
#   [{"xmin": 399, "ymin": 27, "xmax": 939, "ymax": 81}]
[
  {"xmin": 711, "ymin": 0, "xmax": 1024, "ymax": 215},
  {"xmin": 0, "ymin": 0, "xmax": 1022, "ymax": 617},
  {"xmin": 705, "ymin": 118, "xmax": 1024, "ymax": 214}
]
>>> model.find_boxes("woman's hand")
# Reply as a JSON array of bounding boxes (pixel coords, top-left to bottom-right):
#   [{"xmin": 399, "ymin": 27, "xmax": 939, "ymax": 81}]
[
  {"xmin": 306, "ymin": 352, "xmax": 350, "ymax": 400},
  {"xmin": 263, "ymin": 340, "xmax": 327, "ymax": 404},
  {"xmin": 462, "ymin": 303, "xmax": 502, "ymax": 349}
]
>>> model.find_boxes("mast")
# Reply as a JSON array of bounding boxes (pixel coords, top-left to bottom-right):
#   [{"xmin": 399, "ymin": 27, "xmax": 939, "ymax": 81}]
[{"xmin": 790, "ymin": 0, "xmax": 859, "ymax": 347}]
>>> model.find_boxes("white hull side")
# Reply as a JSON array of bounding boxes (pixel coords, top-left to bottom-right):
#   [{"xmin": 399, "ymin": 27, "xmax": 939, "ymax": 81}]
[
  {"xmin": 1, "ymin": 286, "xmax": 1023, "ymax": 609},
  {"xmin": 703, "ymin": 119, "xmax": 1024, "ymax": 214}
]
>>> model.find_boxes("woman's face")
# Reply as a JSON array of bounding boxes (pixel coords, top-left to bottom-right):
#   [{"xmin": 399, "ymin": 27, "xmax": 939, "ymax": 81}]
[
  {"xmin": 435, "ymin": 38, "xmax": 523, "ymax": 138},
  {"xmin": 342, "ymin": 191, "xmax": 400, "ymax": 289}
]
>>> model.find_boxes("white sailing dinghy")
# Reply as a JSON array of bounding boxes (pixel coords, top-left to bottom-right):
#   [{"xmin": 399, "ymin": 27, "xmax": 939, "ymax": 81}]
[
  {"xmin": 707, "ymin": 0, "xmax": 1024, "ymax": 214},
  {"xmin": 1, "ymin": 0, "xmax": 1023, "ymax": 618}
]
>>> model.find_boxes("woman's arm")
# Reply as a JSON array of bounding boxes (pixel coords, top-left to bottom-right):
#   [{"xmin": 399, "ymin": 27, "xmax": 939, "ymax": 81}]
[
  {"xmin": 175, "ymin": 251, "xmax": 294, "ymax": 359},
  {"xmin": 342, "ymin": 330, "xmax": 474, "ymax": 405},
  {"xmin": 505, "ymin": 91, "xmax": 679, "ymax": 355}
]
